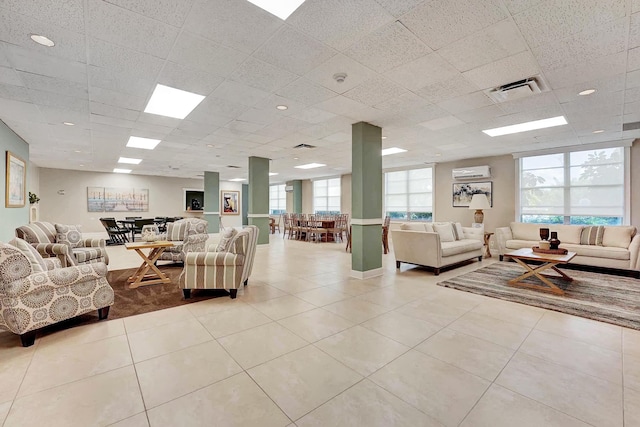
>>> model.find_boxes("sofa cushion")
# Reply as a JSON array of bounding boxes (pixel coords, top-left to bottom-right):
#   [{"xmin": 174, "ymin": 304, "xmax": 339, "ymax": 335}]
[
  {"xmin": 8, "ymin": 238, "xmax": 47, "ymax": 274},
  {"xmin": 505, "ymin": 240, "xmax": 536, "ymax": 251},
  {"xmin": 55, "ymin": 224, "xmax": 85, "ymax": 248},
  {"xmin": 434, "ymin": 223, "xmax": 455, "ymax": 242},
  {"xmin": 441, "ymin": 239, "xmax": 483, "ymax": 257},
  {"xmin": 561, "ymin": 243, "xmax": 630, "ymax": 261},
  {"xmin": 550, "ymin": 225, "xmax": 583, "ymax": 244},
  {"xmin": 400, "ymin": 223, "xmax": 430, "ymax": 232},
  {"xmin": 16, "ymin": 222, "xmax": 56, "ymax": 244},
  {"xmin": 424, "ymin": 223, "xmax": 434, "ymax": 233},
  {"xmin": 580, "ymin": 226, "xmax": 605, "ymax": 246},
  {"xmin": 602, "ymin": 226, "xmax": 637, "ymax": 249},
  {"xmin": 216, "ymin": 228, "xmax": 238, "ymax": 252},
  {"xmin": 510, "ymin": 222, "xmax": 541, "ymax": 241},
  {"xmin": 452, "ymin": 222, "xmax": 464, "ymax": 240}
]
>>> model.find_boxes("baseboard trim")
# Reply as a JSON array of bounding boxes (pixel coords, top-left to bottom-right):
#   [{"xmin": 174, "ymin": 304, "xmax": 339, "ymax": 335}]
[{"xmin": 350, "ymin": 268, "xmax": 383, "ymax": 280}]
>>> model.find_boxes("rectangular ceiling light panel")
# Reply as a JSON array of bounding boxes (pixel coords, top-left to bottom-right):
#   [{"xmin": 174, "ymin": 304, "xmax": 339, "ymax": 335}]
[
  {"xmin": 126, "ymin": 136, "xmax": 161, "ymax": 150},
  {"xmin": 482, "ymin": 116, "xmax": 568, "ymax": 137},
  {"xmin": 144, "ymin": 84, "xmax": 205, "ymax": 119},
  {"xmin": 381, "ymin": 147, "xmax": 407, "ymax": 156},
  {"xmin": 246, "ymin": 0, "xmax": 306, "ymax": 20},
  {"xmin": 295, "ymin": 163, "xmax": 326, "ymax": 169},
  {"xmin": 113, "ymin": 168, "xmax": 132, "ymax": 174},
  {"xmin": 229, "ymin": 178, "xmax": 246, "ymax": 182},
  {"xmin": 118, "ymin": 157, "xmax": 142, "ymax": 164}
]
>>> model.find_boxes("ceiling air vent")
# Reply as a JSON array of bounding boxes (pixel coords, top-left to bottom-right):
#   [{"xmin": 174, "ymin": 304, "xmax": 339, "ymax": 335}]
[
  {"xmin": 293, "ymin": 143, "xmax": 316, "ymax": 149},
  {"xmin": 485, "ymin": 75, "xmax": 549, "ymax": 103},
  {"xmin": 226, "ymin": 165, "xmax": 241, "ymax": 169},
  {"xmin": 623, "ymin": 121, "xmax": 640, "ymax": 131}
]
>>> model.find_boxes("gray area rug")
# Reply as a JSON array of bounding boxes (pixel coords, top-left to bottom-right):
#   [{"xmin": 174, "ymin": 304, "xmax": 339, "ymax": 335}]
[{"xmin": 438, "ymin": 262, "xmax": 640, "ymax": 330}]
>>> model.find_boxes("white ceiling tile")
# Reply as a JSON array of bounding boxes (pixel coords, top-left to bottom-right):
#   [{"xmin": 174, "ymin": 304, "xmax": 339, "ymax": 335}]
[
  {"xmin": 502, "ymin": 0, "xmax": 543, "ymax": 14},
  {"xmin": 253, "ymin": 26, "xmax": 336, "ymax": 76},
  {"xmin": 532, "ymin": 18, "xmax": 627, "ymax": 71},
  {"xmin": 627, "ymin": 69, "xmax": 640, "ymax": 89},
  {"xmin": 88, "ymin": 66, "xmax": 154, "ymax": 98},
  {"xmin": 544, "ymin": 52, "xmax": 627, "ymax": 89},
  {"xmin": 89, "ymin": 87, "xmax": 146, "ymax": 111},
  {"xmin": 498, "ymin": 92, "xmax": 560, "ymax": 114},
  {"xmin": 634, "ymin": 0, "xmax": 640, "ymax": 13},
  {"xmin": 415, "ymin": 74, "xmax": 479, "ymax": 103},
  {"xmin": 3, "ymin": 44, "xmax": 87, "ymax": 84},
  {"xmin": 136, "ymin": 112, "xmax": 181, "ymax": 128},
  {"xmin": 18, "ymin": 71, "xmax": 87, "ymax": 98},
  {"xmin": 187, "ymin": 96, "xmax": 248, "ymax": 121},
  {"xmin": 1, "ymin": 0, "xmax": 85, "ymax": 32},
  {"xmin": 455, "ymin": 105, "xmax": 504, "ymax": 124},
  {"xmin": 304, "ymin": 54, "xmax": 376, "ymax": 94},
  {"xmin": 87, "ymin": 0, "xmax": 179, "ymax": 58},
  {"xmin": 276, "ymin": 78, "xmax": 337, "ymax": 105},
  {"xmin": 437, "ymin": 91, "xmax": 494, "ymax": 114},
  {"xmin": 342, "ymin": 77, "xmax": 406, "ymax": 106},
  {"xmin": 244, "ymin": 133, "xmax": 275, "ymax": 144},
  {"xmin": 438, "ymin": 20, "xmax": 528, "ymax": 72},
  {"xmin": 104, "ymin": 0, "xmax": 194, "ymax": 27},
  {"xmin": 553, "ymin": 74, "xmax": 625, "ymax": 104},
  {"xmin": 344, "ymin": 21, "xmax": 431, "ymax": 73},
  {"xmin": 0, "ymin": 65, "xmax": 22, "ymax": 86},
  {"xmin": 420, "ymin": 115, "xmax": 465, "ymax": 130},
  {"xmin": 629, "ymin": 12, "xmax": 640, "ymax": 49},
  {"xmin": 39, "ymin": 105, "xmax": 90, "ymax": 127},
  {"xmin": 0, "ymin": 82, "xmax": 30, "ymax": 102},
  {"xmin": 168, "ymin": 32, "xmax": 247, "ymax": 77},
  {"xmin": 287, "ymin": 0, "xmax": 393, "ymax": 51},
  {"xmin": 629, "ymin": 47, "xmax": 640, "ymax": 72},
  {"xmin": 236, "ymin": 107, "xmax": 283, "ymax": 126},
  {"xmin": 253, "ymin": 95, "xmax": 307, "ymax": 116},
  {"xmin": 28, "ymin": 89, "xmax": 88, "ymax": 113},
  {"xmin": 224, "ymin": 120, "xmax": 265, "ymax": 134},
  {"xmin": 384, "ymin": 53, "xmax": 459, "ymax": 91},
  {"xmin": 231, "ymin": 57, "xmax": 298, "ymax": 93},
  {"xmin": 90, "ymin": 113, "xmax": 135, "ymax": 130},
  {"xmin": 90, "ymin": 101, "xmax": 140, "ymax": 121},
  {"xmin": 289, "ymin": 107, "xmax": 337, "ymax": 124},
  {"xmin": 463, "ymin": 51, "xmax": 540, "ymax": 90},
  {"xmin": 625, "ymin": 86, "xmax": 640, "ymax": 104},
  {"xmin": 210, "ymin": 81, "xmax": 270, "ymax": 107},
  {"xmin": 514, "ymin": 0, "xmax": 626, "ymax": 49},
  {"xmin": 0, "ymin": 98, "xmax": 41, "ymax": 122},
  {"xmin": 401, "ymin": 0, "xmax": 508, "ymax": 49},
  {"xmin": 373, "ymin": 0, "xmax": 425, "ymax": 17},
  {"xmin": 87, "ymin": 38, "xmax": 163, "ymax": 80},
  {"xmin": 374, "ymin": 91, "xmax": 430, "ymax": 112}
]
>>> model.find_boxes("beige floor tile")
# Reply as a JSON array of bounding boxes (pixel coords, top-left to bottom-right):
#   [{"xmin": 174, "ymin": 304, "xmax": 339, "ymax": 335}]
[
  {"xmin": 128, "ymin": 317, "xmax": 213, "ymax": 363},
  {"xmin": 296, "ymin": 379, "xmax": 443, "ymax": 427},
  {"xmin": 315, "ymin": 326, "xmax": 409, "ymax": 376},
  {"xmin": 356, "ymin": 287, "xmax": 423, "ymax": 309},
  {"xmin": 218, "ymin": 322, "xmax": 308, "ymax": 368},
  {"xmin": 519, "ymin": 329, "xmax": 622, "ymax": 384},
  {"xmin": 304, "ymin": 272, "xmax": 349, "ymax": 286},
  {"xmin": 237, "ymin": 284, "xmax": 288, "ymax": 303},
  {"xmin": 370, "ymin": 350, "xmax": 490, "ymax": 427},
  {"xmin": 4, "ymin": 366, "xmax": 144, "ymax": 427},
  {"xmin": 326, "ymin": 278, "xmax": 388, "ymax": 296},
  {"xmin": 19, "ymin": 335, "xmax": 132, "ymax": 397},
  {"xmin": 396, "ymin": 299, "xmax": 470, "ymax": 327},
  {"xmin": 0, "ymin": 333, "xmax": 36, "ymax": 403},
  {"xmin": 624, "ymin": 328, "xmax": 640, "ymax": 358},
  {"xmin": 448, "ymin": 311, "xmax": 532, "ymax": 350},
  {"xmin": 248, "ymin": 345, "xmax": 362, "ymax": 421},
  {"xmin": 496, "ymin": 352, "xmax": 623, "ymax": 427},
  {"xmin": 535, "ymin": 311, "xmax": 622, "ymax": 352},
  {"xmin": 146, "ymin": 372, "xmax": 290, "ymax": 427},
  {"xmin": 136, "ymin": 340, "xmax": 242, "ymax": 409},
  {"xmin": 270, "ymin": 277, "xmax": 323, "ymax": 294},
  {"xmin": 184, "ymin": 297, "xmax": 246, "ymax": 317},
  {"xmin": 624, "ymin": 353, "xmax": 640, "ymax": 392},
  {"xmin": 197, "ymin": 304, "xmax": 271, "ymax": 338},
  {"xmin": 109, "ymin": 412, "xmax": 149, "ymax": 427},
  {"xmin": 250, "ymin": 295, "xmax": 317, "ymax": 320},
  {"xmin": 323, "ymin": 298, "xmax": 389, "ymax": 323},
  {"xmin": 124, "ymin": 306, "xmax": 194, "ymax": 334},
  {"xmin": 277, "ymin": 308, "xmax": 355, "ymax": 342},
  {"xmin": 460, "ymin": 384, "xmax": 590, "ymax": 427},
  {"xmin": 0, "ymin": 400, "xmax": 11, "ymax": 425},
  {"xmin": 361, "ymin": 311, "xmax": 441, "ymax": 347},
  {"xmin": 37, "ymin": 319, "xmax": 126, "ymax": 349},
  {"xmin": 420, "ymin": 287, "xmax": 485, "ymax": 311},
  {"xmin": 294, "ymin": 287, "xmax": 351, "ymax": 306},
  {"xmin": 471, "ymin": 298, "xmax": 545, "ymax": 327},
  {"xmin": 416, "ymin": 329, "xmax": 515, "ymax": 381},
  {"xmin": 625, "ymin": 387, "xmax": 640, "ymax": 427}
]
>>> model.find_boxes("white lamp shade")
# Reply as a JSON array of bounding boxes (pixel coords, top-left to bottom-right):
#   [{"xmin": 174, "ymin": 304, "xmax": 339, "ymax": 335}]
[{"xmin": 468, "ymin": 194, "xmax": 491, "ymax": 210}]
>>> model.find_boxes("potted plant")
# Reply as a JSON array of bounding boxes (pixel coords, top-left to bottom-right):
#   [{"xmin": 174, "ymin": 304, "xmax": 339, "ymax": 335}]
[{"xmin": 29, "ymin": 192, "xmax": 40, "ymax": 205}]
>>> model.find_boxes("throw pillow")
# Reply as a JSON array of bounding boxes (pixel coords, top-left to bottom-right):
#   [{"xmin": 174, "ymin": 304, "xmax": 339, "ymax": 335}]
[
  {"xmin": 453, "ymin": 222, "xmax": 464, "ymax": 240},
  {"xmin": 55, "ymin": 224, "xmax": 84, "ymax": 248},
  {"xmin": 433, "ymin": 223, "xmax": 455, "ymax": 242},
  {"xmin": 580, "ymin": 226, "xmax": 605, "ymax": 246},
  {"xmin": 8, "ymin": 238, "xmax": 47, "ymax": 274},
  {"xmin": 216, "ymin": 228, "xmax": 238, "ymax": 252}
]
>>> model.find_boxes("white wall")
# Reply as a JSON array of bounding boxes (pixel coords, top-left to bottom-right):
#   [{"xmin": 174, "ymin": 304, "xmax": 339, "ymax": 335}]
[{"xmin": 38, "ymin": 168, "xmax": 244, "ymax": 232}]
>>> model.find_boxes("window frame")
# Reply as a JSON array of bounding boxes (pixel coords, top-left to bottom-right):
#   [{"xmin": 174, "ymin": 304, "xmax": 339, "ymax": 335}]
[
  {"xmin": 383, "ymin": 166, "xmax": 434, "ymax": 222},
  {"xmin": 269, "ymin": 184, "xmax": 286, "ymax": 215},
  {"xmin": 313, "ymin": 177, "xmax": 341, "ymax": 215}
]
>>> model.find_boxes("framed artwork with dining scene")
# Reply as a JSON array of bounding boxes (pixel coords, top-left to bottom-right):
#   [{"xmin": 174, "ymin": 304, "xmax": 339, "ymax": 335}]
[
  {"xmin": 221, "ymin": 190, "xmax": 239, "ymax": 215},
  {"xmin": 5, "ymin": 151, "xmax": 26, "ymax": 208},
  {"xmin": 452, "ymin": 181, "xmax": 493, "ymax": 207}
]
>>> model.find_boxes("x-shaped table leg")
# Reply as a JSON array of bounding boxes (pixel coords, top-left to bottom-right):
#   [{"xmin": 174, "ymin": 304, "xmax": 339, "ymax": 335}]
[
  {"xmin": 128, "ymin": 246, "xmax": 171, "ymax": 289},
  {"xmin": 508, "ymin": 258, "xmax": 573, "ymax": 295}
]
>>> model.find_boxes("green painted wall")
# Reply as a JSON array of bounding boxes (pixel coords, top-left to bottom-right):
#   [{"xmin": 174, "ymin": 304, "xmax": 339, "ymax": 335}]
[
  {"xmin": 248, "ymin": 157, "xmax": 269, "ymax": 244},
  {"xmin": 293, "ymin": 180, "xmax": 302, "ymax": 213},
  {"xmin": 204, "ymin": 171, "xmax": 219, "ymax": 233},
  {"xmin": 242, "ymin": 183, "xmax": 248, "ymax": 226},
  {"xmin": 0, "ymin": 120, "xmax": 29, "ymax": 242}
]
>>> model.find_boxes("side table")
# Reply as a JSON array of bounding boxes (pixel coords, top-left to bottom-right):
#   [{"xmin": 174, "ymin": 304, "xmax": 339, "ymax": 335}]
[
  {"xmin": 484, "ymin": 232, "xmax": 494, "ymax": 258},
  {"xmin": 125, "ymin": 241, "xmax": 174, "ymax": 289}
]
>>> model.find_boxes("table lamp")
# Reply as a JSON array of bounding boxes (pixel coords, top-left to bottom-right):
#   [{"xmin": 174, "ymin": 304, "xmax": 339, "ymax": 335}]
[{"xmin": 469, "ymin": 194, "xmax": 491, "ymax": 224}]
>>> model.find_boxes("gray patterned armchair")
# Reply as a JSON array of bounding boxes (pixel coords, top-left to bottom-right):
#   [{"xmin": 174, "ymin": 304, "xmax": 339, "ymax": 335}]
[
  {"xmin": 0, "ymin": 240, "xmax": 114, "ymax": 347},
  {"xmin": 16, "ymin": 222, "xmax": 109, "ymax": 267},
  {"xmin": 157, "ymin": 218, "xmax": 209, "ymax": 263}
]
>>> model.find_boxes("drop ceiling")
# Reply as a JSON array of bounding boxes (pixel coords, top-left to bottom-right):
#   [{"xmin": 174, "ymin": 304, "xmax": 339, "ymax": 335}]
[{"xmin": 0, "ymin": 0, "xmax": 639, "ymax": 182}]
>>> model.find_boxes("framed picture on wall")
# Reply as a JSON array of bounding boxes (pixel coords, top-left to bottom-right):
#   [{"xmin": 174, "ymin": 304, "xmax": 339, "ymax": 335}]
[
  {"xmin": 452, "ymin": 181, "xmax": 492, "ymax": 207},
  {"xmin": 5, "ymin": 151, "xmax": 26, "ymax": 208},
  {"xmin": 221, "ymin": 190, "xmax": 239, "ymax": 215}
]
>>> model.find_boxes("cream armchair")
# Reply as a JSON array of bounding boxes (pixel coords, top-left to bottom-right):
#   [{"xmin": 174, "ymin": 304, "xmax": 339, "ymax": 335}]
[
  {"xmin": 182, "ymin": 225, "xmax": 259, "ymax": 299},
  {"xmin": 157, "ymin": 218, "xmax": 209, "ymax": 263},
  {"xmin": 16, "ymin": 222, "xmax": 108, "ymax": 267},
  {"xmin": 0, "ymin": 241, "xmax": 114, "ymax": 347}
]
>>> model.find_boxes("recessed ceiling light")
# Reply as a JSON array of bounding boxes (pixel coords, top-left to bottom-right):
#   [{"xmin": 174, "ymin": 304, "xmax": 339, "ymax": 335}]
[
  {"xmin": 206, "ymin": 144, "xmax": 214, "ymax": 148},
  {"xmin": 74, "ymin": 150, "xmax": 82, "ymax": 153},
  {"xmin": 118, "ymin": 157, "xmax": 142, "ymax": 164},
  {"xmin": 30, "ymin": 34, "xmax": 55, "ymax": 47},
  {"xmin": 381, "ymin": 147, "xmax": 407, "ymax": 156},
  {"xmin": 246, "ymin": 0, "xmax": 306, "ymax": 20},
  {"xmin": 113, "ymin": 168, "xmax": 132, "ymax": 174},
  {"xmin": 229, "ymin": 178, "xmax": 246, "ymax": 182},
  {"xmin": 592, "ymin": 129, "xmax": 605, "ymax": 134},
  {"xmin": 578, "ymin": 89, "xmax": 597, "ymax": 96},
  {"xmin": 293, "ymin": 157, "xmax": 299, "ymax": 160},
  {"xmin": 295, "ymin": 163, "xmax": 326, "ymax": 169},
  {"xmin": 79, "ymin": 164, "xmax": 85, "ymax": 167},
  {"xmin": 144, "ymin": 84, "xmax": 205, "ymax": 119},
  {"xmin": 63, "ymin": 122, "xmax": 75, "ymax": 126},
  {"xmin": 276, "ymin": 105, "xmax": 288, "ymax": 110},
  {"xmin": 126, "ymin": 136, "xmax": 161, "ymax": 150},
  {"xmin": 482, "ymin": 116, "xmax": 568, "ymax": 137},
  {"xmin": 269, "ymin": 172, "xmax": 278, "ymax": 176}
]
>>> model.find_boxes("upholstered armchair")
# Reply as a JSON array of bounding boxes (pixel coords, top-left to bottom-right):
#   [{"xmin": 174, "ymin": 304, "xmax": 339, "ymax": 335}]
[
  {"xmin": 16, "ymin": 222, "xmax": 109, "ymax": 267},
  {"xmin": 157, "ymin": 218, "xmax": 209, "ymax": 263},
  {"xmin": 182, "ymin": 225, "xmax": 259, "ymax": 299},
  {"xmin": 0, "ymin": 240, "xmax": 114, "ymax": 347}
]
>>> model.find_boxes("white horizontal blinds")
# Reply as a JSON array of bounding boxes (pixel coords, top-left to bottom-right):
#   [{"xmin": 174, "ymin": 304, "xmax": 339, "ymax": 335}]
[
  {"xmin": 269, "ymin": 184, "xmax": 286, "ymax": 214},
  {"xmin": 385, "ymin": 167, "xmax": 433, "ymax": 220},
  {"xmin": 520, "ymin": 147, "xmax": 624, "ymax": 221},
  {"xmin": 313, "ymin": 178, "xmax": 340, "ymax": 213}
]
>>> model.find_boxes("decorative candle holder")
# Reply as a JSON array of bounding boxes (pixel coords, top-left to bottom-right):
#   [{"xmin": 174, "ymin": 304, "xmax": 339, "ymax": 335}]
[
  {"xmin": 539, "ymin": 227, "xmax": 550, "ymax": 241},
  {"xmin": 549, "ymin": 231, "xmax": 561, "ymax": 250}
]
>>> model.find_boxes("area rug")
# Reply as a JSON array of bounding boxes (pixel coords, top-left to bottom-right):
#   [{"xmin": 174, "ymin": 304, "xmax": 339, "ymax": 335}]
[{"xmin": 437, "ymin": 262, "xmax": 640, "ymax": 330}]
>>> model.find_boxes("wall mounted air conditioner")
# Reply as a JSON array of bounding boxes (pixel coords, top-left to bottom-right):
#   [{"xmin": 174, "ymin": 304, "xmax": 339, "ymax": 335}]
[
  {"xmin": 284, "ymin": 185, "xmax": 294, "ymax": 192},
  {"xmin": 451, "ymin": 165, "xmax": 491, "ymax": 180}
]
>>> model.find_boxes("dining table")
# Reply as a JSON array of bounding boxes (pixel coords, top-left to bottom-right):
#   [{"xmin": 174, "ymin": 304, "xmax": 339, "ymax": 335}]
[{"xmin": 117, "ymin": 218, "xmax": 165, "ymax": 242}]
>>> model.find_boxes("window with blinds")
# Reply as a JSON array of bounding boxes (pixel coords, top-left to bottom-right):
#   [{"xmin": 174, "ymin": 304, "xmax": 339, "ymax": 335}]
[
  {"xmin": 384, "ymin": 167, "xmax": 433, "ymax": 221},
  {"xmin": 313, "ymin": 178, "xmax": 341, "ymax": 215}
]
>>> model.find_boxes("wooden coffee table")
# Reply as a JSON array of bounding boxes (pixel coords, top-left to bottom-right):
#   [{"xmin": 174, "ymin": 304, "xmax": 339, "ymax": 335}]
[
  {"xmin": 125, "ymin": 241, "xmax": 174, "ymax": 289},
  {"xmin": 505, "ymin": 248, "xmax": 577, "ymax": 295}
]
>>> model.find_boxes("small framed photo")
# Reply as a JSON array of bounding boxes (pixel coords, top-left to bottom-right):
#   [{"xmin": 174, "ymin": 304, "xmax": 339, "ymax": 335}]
[
  {"xmin": 6, "ymin": 151, "xmax": 26, "ymax": 208},
  {"xmin": 221, "ymin": 190, "xmax": 240, "ymax": 215}
]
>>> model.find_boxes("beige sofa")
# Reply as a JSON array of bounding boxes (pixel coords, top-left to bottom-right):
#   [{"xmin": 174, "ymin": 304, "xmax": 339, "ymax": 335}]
[
  {"xmin": 496, "ymin": 222, "xmax": 640, "ymax": 274},
  {"xmin": 391, "ymin": 222, "xmax": 484, "ymax": 275}
]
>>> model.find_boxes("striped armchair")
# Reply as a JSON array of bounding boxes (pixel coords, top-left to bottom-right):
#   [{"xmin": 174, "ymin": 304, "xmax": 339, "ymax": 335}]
[
  {"xmin": 182, "ymin": 225, "xmax": 259, "ymax": 299},
  {"xmin": 16, "ymin": 222, "xmax": 109, "ymax": 267},
  {"xmin": 157, "ymin": 218, "xmax": 209, "ymax": 263}
]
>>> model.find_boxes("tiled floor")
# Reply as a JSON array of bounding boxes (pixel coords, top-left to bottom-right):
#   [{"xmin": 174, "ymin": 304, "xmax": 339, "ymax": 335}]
[{"xmin": 1, "ymin": 233, "xmax": 639, "ymax": 426}]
